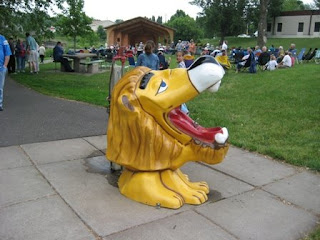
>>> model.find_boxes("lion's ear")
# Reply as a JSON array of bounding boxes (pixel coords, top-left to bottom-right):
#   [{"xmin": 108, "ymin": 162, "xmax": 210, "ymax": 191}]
[{"xmin": 121, "ymin": 95, "xmax": 135, "ymax": 111}]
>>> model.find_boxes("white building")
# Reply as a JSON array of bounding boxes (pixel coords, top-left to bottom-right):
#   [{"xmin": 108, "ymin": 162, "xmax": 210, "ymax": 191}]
[
  {"xmin": 90, "ymin": 20, "xmax": 114, "ymax": 32},
  {"xmin": 267, "ymin": 10, "xmax": 320, "ymax": 38}
]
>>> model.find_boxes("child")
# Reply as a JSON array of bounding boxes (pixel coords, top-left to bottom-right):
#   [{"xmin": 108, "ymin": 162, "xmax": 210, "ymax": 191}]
[
  {"xmin": 265, "ymin": 54, "xmax": 278, "ymax": 71},
  {"xmin": 176, "ymin": 50, "xmax": 186, "ymax": 68},
  {"xmin": 176, "ymin": 51, "xmax": 189, "ymax": 114}
]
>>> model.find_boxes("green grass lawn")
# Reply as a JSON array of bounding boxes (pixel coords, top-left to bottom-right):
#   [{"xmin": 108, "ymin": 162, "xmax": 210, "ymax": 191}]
[
  {"xmin": 11, "ymin": 59, "xmax": 320, "ymax": 171},
  {"xmin": 302, "ymin": 226, "xmax": 320, "ymax": 240},
  {"xmin": 188, "ymin": 63, "xmax": 320, "ymax": 171},
  {"xmin": 14, "ymin": 62, "xmax": 110, "ymax": 107}
]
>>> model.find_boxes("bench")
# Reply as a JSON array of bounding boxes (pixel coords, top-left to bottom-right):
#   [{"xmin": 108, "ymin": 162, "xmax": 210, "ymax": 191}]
[
  {"xmin": 60, "ymin": 59, "xmax": 73, "ymax": 72},
  {"xmin": 80, "ymin": 60, "xmax": 104, "ymax": 73}
]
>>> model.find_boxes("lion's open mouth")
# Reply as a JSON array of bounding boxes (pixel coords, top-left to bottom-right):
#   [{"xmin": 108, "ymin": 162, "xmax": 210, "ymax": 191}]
[{"xmin": 168, "ymin": 107, "xmax": 228, "ymax": 148}]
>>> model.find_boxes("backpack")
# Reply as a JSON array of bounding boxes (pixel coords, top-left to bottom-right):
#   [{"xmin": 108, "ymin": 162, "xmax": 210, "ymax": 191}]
[{"xmin": 249, "ymin": 52, "xmax": 257, "ymax": 73}]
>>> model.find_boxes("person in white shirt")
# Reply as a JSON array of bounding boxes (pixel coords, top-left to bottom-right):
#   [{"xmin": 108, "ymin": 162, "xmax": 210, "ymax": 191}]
[
  {"xmin": 221, "ymin": 40, "xmax": 228, "ymax": 51},
  {"xmin": 39, "ymin": 44, "xmax": 46, "ymax": 63},
  {"xmin": 278, "ymin": 51, "xmax": 292, "ymax": 68},
  {"xmin": 265, "ymin": 54, "xmax": 278, "ymax": 71}
]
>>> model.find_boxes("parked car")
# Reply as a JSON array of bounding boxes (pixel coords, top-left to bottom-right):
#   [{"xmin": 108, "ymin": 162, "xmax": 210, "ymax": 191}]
[{"xmin": 237, "ymin": 34, "xmax": 251, "ymax": 38}]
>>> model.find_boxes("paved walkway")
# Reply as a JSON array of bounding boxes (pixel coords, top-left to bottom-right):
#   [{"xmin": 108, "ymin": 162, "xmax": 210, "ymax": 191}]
[
  {"xmin": 0, "ymin": 78, "xmax": 319, "ymax": 240},
  {"xmin": 0, "ymin": 135, "xmax": 319, "ymax": 240},
  {"xmin": 0, "ymin": 77, "xmax": 108, "ymax": 147}
]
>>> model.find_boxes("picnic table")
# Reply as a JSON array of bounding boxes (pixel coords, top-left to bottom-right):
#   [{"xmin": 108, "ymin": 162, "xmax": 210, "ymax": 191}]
[{"xmin": 62, "ymin": 53, "xmax": 97, "ymax": 72}]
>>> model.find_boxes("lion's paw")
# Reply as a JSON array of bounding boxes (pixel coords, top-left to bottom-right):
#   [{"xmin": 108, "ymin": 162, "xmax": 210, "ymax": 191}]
[{"xmin": 161, "ymin": 169, "xmax": 210, "ymax": 205}]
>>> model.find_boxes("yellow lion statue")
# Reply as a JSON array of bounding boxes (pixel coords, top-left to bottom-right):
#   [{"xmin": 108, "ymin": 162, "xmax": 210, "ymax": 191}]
[{"xmin": 107, "ymin": 56, "xmax": 229, "ymax": 209}]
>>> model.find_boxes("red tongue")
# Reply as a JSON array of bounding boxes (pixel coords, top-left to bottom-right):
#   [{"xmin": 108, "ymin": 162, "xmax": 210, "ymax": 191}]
[{"xmin": 168, "ymin": 107, "xmax": 223, "ymax": 143}]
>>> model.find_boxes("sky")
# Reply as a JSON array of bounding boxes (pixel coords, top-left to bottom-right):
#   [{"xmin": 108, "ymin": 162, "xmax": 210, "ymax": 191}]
[
  {"xmin": 83, "ymin": 0, "xmax": 202, "ymax": 22},
  {"xmin": 83, "ymin": 0, "xmax": 315, "ymax": 22}
]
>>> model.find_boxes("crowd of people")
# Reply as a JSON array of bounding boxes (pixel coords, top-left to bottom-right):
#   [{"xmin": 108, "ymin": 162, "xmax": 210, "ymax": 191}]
[
  {"xmin": 102, "ymin": 39, "xmax": 302, "ymax": 75},
  {"xmin": 233, "ymin": 43, "xmax": 297, "ymax": 73},
  {"xmin": 4, "ymin": 32, "xmax": 47, "ymax": 75},
  {"xmin": 0, "ymin": 33, "xmax": 312, "ymax": 112}
]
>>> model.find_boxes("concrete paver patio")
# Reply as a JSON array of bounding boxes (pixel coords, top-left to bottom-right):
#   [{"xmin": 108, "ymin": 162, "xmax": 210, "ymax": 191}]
[{"xmin": 0, "ymin": 135, "xmax": 319, "ymax": 240}]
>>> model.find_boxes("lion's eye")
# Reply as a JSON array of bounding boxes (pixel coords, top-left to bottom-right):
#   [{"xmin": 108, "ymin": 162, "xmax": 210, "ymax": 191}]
[{"xmin": 157, "ymin": 80, "xmax": 168, "ymax": 94}]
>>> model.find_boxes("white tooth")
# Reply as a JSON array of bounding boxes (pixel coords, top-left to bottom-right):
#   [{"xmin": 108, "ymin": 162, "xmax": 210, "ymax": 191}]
[
  {"xmin": 222, "ymin": 127, "xmax": 229, "ymax": 139},
  {"xmin": 194, "ymin": 139, "xmax": 201, "ymax": 145},
  {"xmin": 215, "ymin": 128, "xmax": 228, "ymax": 144}
]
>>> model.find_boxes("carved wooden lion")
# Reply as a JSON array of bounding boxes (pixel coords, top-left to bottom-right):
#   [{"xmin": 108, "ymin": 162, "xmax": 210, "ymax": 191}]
[{"xmin": 107, "ymin": 56, "xmax": 229, "ymax": 209}]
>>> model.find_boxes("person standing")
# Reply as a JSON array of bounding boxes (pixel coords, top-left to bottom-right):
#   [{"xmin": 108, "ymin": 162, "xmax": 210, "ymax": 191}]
[
  {"xmin": 188, "ymin": 39, "xmax": 196, "ymax": 55},
  {"xmin": 15, "ymin": 39, "xmax": 26, "ymax": 73},
  {"xmin": 136, "ymin": 40, "xmax": 159, "ymax": 70},
  {"xmin": 39, "ymin": 44, "xmax": 46, "ymax": 63},
  {"xmin": 8, "ymin": 38, "xmax": 16, "ymax": 74},
  {"xmin": 0, "ymin": 34, "xmax": 12, "ymax": 111},
  {"xmin": 25, "ymin": 32, "xmax": 38, "ymax": 73},
  {"xmin": 221, "ymin": 40, "xmax": 228, "ymax": 51}
]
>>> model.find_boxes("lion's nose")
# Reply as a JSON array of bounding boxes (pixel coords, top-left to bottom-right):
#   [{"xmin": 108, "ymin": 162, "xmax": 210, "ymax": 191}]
[{"xmin": 188, "ymin": 57, "xmax": 225, "ymax": 93}]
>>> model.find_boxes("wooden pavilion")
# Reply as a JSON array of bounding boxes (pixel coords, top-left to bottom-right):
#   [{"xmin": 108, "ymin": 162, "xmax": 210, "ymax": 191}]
[{"xmin": 104, "ymin": 17, "xmax": 175, "ymax": 47}]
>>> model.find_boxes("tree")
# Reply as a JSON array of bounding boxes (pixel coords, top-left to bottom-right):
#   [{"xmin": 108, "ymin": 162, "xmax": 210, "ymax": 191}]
[
  {"xmin": 257, "ymin": 0, "xmax": 270, "ymax": 47},
  {"xmin": 115, "ymin": 19, "xmax": 123, "ymax": 23},
  {"xmin": 0, "ymin": 0, "xmax": 63, "ymax": 38},
  {"xmin": 56, "ymin": 0, "xmax": 93, "ymax": 51},
  {"xmin": 156, "ymin": 16, "xmax": 163, "ymax": 24},
  {"xmin": 282, "ymin": 0, "xmax": 305, "ymax": 11},
  {"xmin": 191, "ymin": 0, "xmax": 248, "ymax": 41},
  {"xmin": 97, "ymin": 25, "xmax": 106, "ymax": 41},
  {"xmin": 315, "ymin": 0, "xmax": 320, "ymax": 8},
  {"xmin": 165, "ymin": 10, "xmax": 203, "ymax": 42}
]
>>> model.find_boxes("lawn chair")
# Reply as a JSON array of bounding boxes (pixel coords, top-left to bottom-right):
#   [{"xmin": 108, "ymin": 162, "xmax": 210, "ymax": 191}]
[
  {"xmin": 257, "ymin": 52, "xmax": 270, "ymax": 71},
  {"xmin": 125, "ymin": 51, "xmax": 136, "ymax": 69},
  {"xmin": 274, "ymin": 48, "xmax": 279, "ymax": 58},
  {"xmin": 302, "ymin": 48, "xmax": 312, "ymax": 61},
  {"xmin": 315, "ymin": 49, "xmax": 320, "ymax": 64},
  {"xmin": 184, "ymin": 54, "xmax": 195, "ymax": 68},
  {"xmin": 127, "ymin": 56, "xmax": 136, "ymax": 68},
  {"xmin": 296, "ymin": 48, "xmax": 306, "ymax": 64},
  {"xmin": 304, "ymin": 48, "xmax": 318, "ymax": 62}
]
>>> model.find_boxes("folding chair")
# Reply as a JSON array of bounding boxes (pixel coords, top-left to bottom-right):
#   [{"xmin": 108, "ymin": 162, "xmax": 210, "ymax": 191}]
[
  {"xmin": 315, "ymin": 50, "xmax": 320, "ymax": 64},
  {"xmin": 296, "ymin": 48, "xmax": 305, "ymax": 64},
  {"xmin": 184, "ymin": 54, "xmax": 195, "ymax": 68},
  {"xmin": 305, "ymin": 48, "xmax": 318, "ymax": 62}
]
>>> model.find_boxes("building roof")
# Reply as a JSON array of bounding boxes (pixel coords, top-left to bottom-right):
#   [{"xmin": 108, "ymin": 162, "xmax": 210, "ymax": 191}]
[
  {"xmin": 104, "ymin": 17, "xmax": 175, "ymax": 32},
  {"xmin": 280, "ymin": 10, "xmax": 320, "ymax": 16}
]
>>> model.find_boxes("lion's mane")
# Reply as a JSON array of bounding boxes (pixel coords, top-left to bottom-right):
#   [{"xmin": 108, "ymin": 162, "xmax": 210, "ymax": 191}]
[{"xmin": 107, "ymin": 67, "xmax": 183, "ymax": 171}]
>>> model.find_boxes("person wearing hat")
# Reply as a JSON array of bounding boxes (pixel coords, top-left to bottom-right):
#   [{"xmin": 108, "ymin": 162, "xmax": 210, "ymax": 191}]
[
  {"xmin": 157, "ymin": 47, "xmax": 170, "ymax": 70},
  {"xmin": 137, "ymin": 42, "xmax": 144, "ymax": 57},
  {"xmin": 201, "ymin": 47, "xmax": 209, "ymax": 55}
]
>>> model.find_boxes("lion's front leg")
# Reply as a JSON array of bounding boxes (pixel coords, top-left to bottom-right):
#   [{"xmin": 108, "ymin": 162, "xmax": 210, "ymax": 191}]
[
  {"xmin": 118, "ymin": 168, "xmax": 210, "ymax": 209},
  {"xmin": 118, "ymin": 169, "xmax": 184, "ymax": 209}
]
